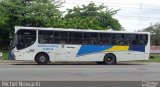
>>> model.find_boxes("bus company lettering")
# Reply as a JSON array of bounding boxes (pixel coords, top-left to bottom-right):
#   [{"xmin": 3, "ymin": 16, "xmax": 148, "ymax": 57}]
[
  {"xmin": 38, "ymin": 44, "xmax": 58, "ymax": 48},
  {"xmin": 38, "ymin": 44, "xmax": 58, "ymax": 51}
]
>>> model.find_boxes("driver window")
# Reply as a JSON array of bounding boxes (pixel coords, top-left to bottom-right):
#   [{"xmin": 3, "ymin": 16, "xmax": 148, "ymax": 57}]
[{"xmin": 16, "ymin": 29, "xmax": 36, "ymax": 50}]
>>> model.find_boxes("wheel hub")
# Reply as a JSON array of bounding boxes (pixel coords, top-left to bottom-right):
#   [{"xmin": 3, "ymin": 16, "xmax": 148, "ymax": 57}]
[
  {"xmin": 39, "ymin": 56, "xmax": 46, "ymax": 62},
  {"xmin": 107, "ymin": 57, "xmax": 112, "ymax": 62}
]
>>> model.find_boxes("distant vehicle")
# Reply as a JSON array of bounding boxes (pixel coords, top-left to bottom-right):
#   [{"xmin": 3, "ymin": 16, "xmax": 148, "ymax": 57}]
[{"xmin": 11, "ymin": 27, "xmax": 150, "ymax": 65}]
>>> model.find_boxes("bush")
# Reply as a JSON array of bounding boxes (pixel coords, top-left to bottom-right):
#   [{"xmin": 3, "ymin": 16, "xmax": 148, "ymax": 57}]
[{"xmin": 2, "ymin": 52, "xmax": 9, "ymax": 60}]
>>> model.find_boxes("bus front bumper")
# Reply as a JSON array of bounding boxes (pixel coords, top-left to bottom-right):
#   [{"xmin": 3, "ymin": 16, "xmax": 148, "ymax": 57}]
[{"xmin": 8, "ymin": 52, "xmax": 15, "ymax": 60}]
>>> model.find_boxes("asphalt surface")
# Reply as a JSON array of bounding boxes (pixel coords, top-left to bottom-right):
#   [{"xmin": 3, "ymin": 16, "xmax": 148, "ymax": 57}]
[{"xmin": 0, "ymin": 62, "xmax": 160, "ymax": 81}]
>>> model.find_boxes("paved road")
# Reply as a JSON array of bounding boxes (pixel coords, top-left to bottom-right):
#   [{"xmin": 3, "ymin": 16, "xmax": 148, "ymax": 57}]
[{"xmin": 0, "ymin": 62, "xmax": 160, "ymax": 81}]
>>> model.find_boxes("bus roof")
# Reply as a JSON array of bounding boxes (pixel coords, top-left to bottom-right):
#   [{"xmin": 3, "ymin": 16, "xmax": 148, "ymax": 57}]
[{"xmin": 15, "ymin": 26, "xmax": 150, "ymax": 35}]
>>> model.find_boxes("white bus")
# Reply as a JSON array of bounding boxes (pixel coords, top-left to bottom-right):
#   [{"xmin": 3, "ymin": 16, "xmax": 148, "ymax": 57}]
[{"xmin": 11, "ymin": 27, "xmax": 150, "ymax": 65}]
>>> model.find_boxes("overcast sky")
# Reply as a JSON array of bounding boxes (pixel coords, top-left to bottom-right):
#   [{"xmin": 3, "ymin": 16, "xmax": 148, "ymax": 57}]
[{"xmin": 60, "ymin": 0, "xmax": 160, "ymax": 31}]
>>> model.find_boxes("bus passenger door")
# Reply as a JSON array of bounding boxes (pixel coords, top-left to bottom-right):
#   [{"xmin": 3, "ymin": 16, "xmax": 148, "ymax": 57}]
[
  {"xmin": 15, "ymin": 46, "xmax": 35, "ymax": 61},
  {"xmin": 14, "ymin": 50, "xmax": 24, "ymax": 60},
  {"xmin": 16, "ymin": 29, "xmax": 36, "ymax": 61}
]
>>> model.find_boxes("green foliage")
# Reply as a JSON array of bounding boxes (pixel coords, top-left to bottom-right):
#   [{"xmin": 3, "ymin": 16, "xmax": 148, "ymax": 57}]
[
  {"xmin": 0, "ymin": 1, "xmax": 122, "ymax": 51},
  {"xmin": 0, "ymin": 0, "xmax": 62, "ymax": 50},
  {"xmin": 145, "ymin": 54, "xmax": 160, "ymax": 62},
  {"xmin": 2, "ymin": 52, "xmax": 8, "ymax": 60},
  {"xmin": 0, "ymin": 1, "xmax": 122, "ymax": 31},
  {"xmin": 140, "ymin": 23, "xmax": 160, "ymax": 46},
  {"xmin": 63, "ymin": 2, "xmax": 122, "ymax": 30},
  {"xmin": 0, "ymin": 0, "xmax": 62, "ymax": 29}
]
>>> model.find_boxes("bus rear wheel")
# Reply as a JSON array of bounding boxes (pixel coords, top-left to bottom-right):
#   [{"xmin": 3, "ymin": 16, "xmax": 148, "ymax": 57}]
[
  {"xmin": 35, "ymin": 53, "xmax": 49, "ymax": 65},
  {"xmin": 104, "ymin": 54, "xmax": 116, "ymax": 65}
]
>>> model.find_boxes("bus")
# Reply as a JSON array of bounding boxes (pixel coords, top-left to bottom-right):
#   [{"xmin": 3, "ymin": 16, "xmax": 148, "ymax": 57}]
[{"xmin": 11, "ymin": 26, "xmax": 150, "ymax": 65}]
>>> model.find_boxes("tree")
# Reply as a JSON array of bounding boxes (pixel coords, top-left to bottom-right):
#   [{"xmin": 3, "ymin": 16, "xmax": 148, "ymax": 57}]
[
  {"xmin": 63, "ymin": 2, "xmax": 122, "ymax": 30},
  {"xmin": 139, "ymin": 23, "xmax": 160, "ymax": 46},
  {"xmin": 0, "ymin": 1, "xmax": 123, "ymax": 51},
  {"xmin": 19, "ymin": 0, "xmax": 62, "ymax": 27},
  {"xmin": 0, "ymin": 0, "xmax": 62, "ymax": 50}
]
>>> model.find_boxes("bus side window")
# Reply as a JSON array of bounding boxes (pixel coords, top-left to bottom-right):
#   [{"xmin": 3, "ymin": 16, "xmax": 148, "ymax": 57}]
[
  {"xmin": 125, "ymin": 34, "xmax": 142, "ymax": 46},
  {"xmin": 140, "ymin": 34, "xmax": 148, "ymax": 45},
  {"xmin": 38, "ymin": 30, "xmax": 53, "ymax": 44},
  {"xmin": 54, "ymin": 31, "xmax": 68, "ymax": 44},
  {"xmin": 83, "ymin": 33, "xmax": 98, "ymax": 45},
  {"xmin": 99, "ymin": 33, "xmax": 111, "ymax": 45},
  {"xmin": 69, "ymin": 32, "xmax": 82, "ymax": 44},
  {"xmin": 113, "ymin": 34, "xmax": 125, "ymax": 46},
  {"xmin": 125, "ymin": 34, "xmax": 133, "ymax": 45}
]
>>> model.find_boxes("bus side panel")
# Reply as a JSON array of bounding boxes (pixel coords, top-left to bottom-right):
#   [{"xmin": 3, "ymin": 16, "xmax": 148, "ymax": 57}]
[
  {"xmin": 48, "ymin": 45, "xmax": 79, "ymax": 61},
  {"xmin": 75, "ymin": 45, "xmax": 111, "ymax": 62},
  {"xmin": 52, "ymin": 45, "xmax": 106, "ymax": 62},
  {"xmin": 114, "ymin": 51, "xmax": 146, "ymax": 61},
  {"xmin": 75, "ymin": 45, "xmax": 147, "ymax": 62},
  {"xmin": 36, "ymin": 44, "xmax": 58, "ymax": 61},
  {"xmin": 76, "ymin": 53, "xmax": 105, "ymax": 62}
]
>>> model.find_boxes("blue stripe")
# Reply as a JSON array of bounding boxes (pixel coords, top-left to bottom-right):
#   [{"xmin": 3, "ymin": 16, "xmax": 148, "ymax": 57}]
[
  {"xmin": 76, "ymin": 45, "xmax": 112, "ymax": 56},
  {"xmin": 129, "ymin": 45, "xmax": 145, "ymax": 52}
]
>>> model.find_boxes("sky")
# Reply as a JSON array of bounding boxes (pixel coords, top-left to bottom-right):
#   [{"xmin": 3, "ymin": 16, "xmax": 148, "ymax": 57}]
[{"xmin": 60, "ymin": 0, "xmax": 160, "ymax": 31}]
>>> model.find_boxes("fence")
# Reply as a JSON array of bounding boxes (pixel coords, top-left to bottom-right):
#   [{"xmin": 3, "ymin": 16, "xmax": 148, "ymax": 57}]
[{"xmin": 150, "ymin": 46, "xmax": 160, "ymax": 53}]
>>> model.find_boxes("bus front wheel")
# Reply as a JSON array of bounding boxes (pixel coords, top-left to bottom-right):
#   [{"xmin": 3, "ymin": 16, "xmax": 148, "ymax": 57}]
[
  {"xmin": 104, "ymin": 54, "xmax": 116, "ymax": 65},
  {"xmin": 35, "ymin": 53, "xmax": 49, "ymax": 65}
]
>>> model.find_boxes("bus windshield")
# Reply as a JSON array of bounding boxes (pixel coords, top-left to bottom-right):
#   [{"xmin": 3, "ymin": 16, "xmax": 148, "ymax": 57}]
[{"xmin": 16, "ymin": 29, "xmax": 36, "ymax": 50}]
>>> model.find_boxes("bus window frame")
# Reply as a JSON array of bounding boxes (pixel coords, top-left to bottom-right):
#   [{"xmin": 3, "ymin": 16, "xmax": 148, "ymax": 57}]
[{"xmin": 16, "ymin": 29, "xmax": 37, "ymax": 50}]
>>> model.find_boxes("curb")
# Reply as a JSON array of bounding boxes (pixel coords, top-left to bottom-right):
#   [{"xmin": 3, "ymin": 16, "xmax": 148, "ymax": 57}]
[
  {"xmin": 0, "ymin": 60, "xmax": 160, "ymax": 65},
  {"xmin": 0, "ymin": 60, "xmax": 35, "ymax": 64}
]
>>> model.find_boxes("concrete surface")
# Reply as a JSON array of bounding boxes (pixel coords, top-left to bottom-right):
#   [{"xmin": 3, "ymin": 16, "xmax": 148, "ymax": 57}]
[{"xmin": 0, "ymin": 62, "xmax": 160, "ymax": 81}]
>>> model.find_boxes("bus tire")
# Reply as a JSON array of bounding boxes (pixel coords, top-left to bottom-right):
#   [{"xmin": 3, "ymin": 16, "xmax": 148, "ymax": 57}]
[
  {"xmin": 104, "ymin": 54, "xmax": 116, "ymax": 65},
  {"xmin": 35, "ymin": 53, "xmax": 49, "ymax": 65}
]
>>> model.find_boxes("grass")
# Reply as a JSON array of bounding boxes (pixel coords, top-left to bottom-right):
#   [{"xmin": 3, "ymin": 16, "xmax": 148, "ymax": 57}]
[
  {"xmin": 137, "ymin": 53, "xmax": 160, "ymax": 62},
  {"xmin": 1, "ymin": 52, "xmax": 8, "ymax": 60},
  {"xmin": 146, "ymin": 57, "xmax": 160, "ymax": 62},
  {"xmin": 146, "ymin": 54, "xmax": 160, "ymax": 62}
]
